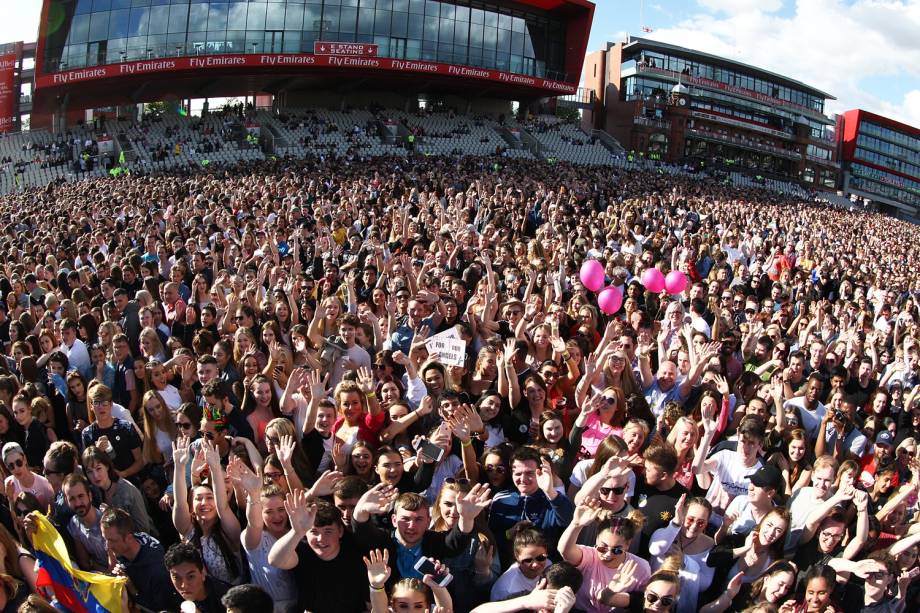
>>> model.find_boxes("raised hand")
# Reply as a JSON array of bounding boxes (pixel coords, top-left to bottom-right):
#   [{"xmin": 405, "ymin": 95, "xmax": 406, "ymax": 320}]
[
  {"xmin": 363, "ymin": 548, "xmax": 391, "ymax": 589},
  {"xmin": 536, "ymin": 457, "xmax": 556, "ymax": 496},
  {"xmin": 202, "ymin": 438, "xmax": 221, "ymax": 468},
  {"xmin": 172, "ymin": 436, "xmax": 192, "ymax": 466},
  {"xmin": 356, "ymin": 366, "xmax": 376, "ymax": 394},
  {"xmin": 503, "ymin": 338, "xmax": 517, "ymax": 363},
  {"xmin": 308, "ymin": 470, "xmax": 344, "ymax": 498},
  {"xmin": 226, "ymin": 456, "xmax": 261, "ymax": 495},
  {"xmin": 572, "ymin": 497, "xmax": 603, "ymax": 528},
  {"xmin": 276, "ymin": 434, "xmax": 296, "ymax": 466},
  {"xmin": 456, "ymin": 483, "xmax": 492, "ymax": 521},
  {"xmin": 460, "ymin": 403, "xmax": 484, "ymax": 433},
  {"xmin": 550, "ymin": 336, "xmax": 567, "ymax": 355},
  {"xmin": 713, "ymin": 374, "xmax": 730, "ymax": 396},
  {"xmin": 420, "ymin": 558, "xmax": 450, "ymax": 589},
  {"xmin": 331, "ymin": 437, "xmax": 347, "ymax": 471},
  {"xmin": 725, "ymin": 571, "xmax": 745, "ymax": 600},
  {"xmin": 673, "ymin": 493, "xmax": 688, "ymax": 526},
  {"xmin": 606, "ymin": 557, "xmax": 638, "ymax": 593},
  {"xmin": 284, "ymin": 488, "xmax": 317, "ymax": 535},
  {"xmin": 602, "ymin": 456, "xmax": 631, "ymax": 479},
  {"xmin": 356, "ymin": 483, "xmax": 399, "ymax": 517},
  {"xmin": 304, "ymin": 368, "xmax": 329, "ymax": 402},
  {"xmin": 852, "ymin": 489, "xmax": 869, "ymax": 512}
]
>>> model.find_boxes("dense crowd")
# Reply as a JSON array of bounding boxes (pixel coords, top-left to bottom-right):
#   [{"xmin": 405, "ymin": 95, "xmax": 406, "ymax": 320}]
[{"xmin": 0, "ymin": 150, "xmax": 917, "ymax": 613}]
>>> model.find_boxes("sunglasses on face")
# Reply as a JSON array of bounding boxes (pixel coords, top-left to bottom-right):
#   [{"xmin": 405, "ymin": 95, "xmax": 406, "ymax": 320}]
[
  {"xmin": 6, "ymin": 458, "xmax": 24, "ymax": 470},
  {"xmin": 264, "ymin": 471, "xmax": 284, "ymax": 481},
  {"xmin": 645, "ymin": 593, "xmax": 674, "ymax": 607},
  {"xmin": 484, "ymin": 464, "xmax": 506, "ymax": 474},
  {"xmin": 518, "ymin": 554, "xmax": 548, "ymax": 565},
  {"xmin": 602, "ymin": 396, "xmax": 617, "ymax": 406},
  {"xmin": 14, "ymin": 507, "xmax": 29, "ymax": 518},
  {"xmin": 444, "ymin": 477, "xmax": 470, "ymax": 485},
  {"xmin": 595, "ymin": 544, "xmax": 624, "ymax": 555},
  {"xmin": 176, "ymin": 421, "xmax": 192, "ymax": 430},
  {"xmin": 599, "ymin": 485, "xmax": 627, "ymax": 497}
]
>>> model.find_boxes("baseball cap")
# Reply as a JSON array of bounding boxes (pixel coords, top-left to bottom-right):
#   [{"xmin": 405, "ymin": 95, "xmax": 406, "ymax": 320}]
[
  {"xmin": 749, "ymin": 465, "xmax": 783, "ymax": 492},
  {"xmin": 876, "ymin": 431, "xmax": 895, "ymax": 447}
]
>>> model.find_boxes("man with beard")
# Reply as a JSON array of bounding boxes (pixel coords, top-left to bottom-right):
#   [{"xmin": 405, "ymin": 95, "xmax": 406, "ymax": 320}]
[
  {"xmin": 63, "ymin": 472, "xmax": 108, "ymax": 572},
  {"xmin": 101, "ymin": 507, "xmax": 180, "ymax": 612}
]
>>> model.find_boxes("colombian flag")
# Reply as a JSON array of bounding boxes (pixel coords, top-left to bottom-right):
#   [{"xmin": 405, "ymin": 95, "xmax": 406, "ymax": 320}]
[{"xmin": 29, "ymin": 512, "xmax": 127, "ymax": 613}]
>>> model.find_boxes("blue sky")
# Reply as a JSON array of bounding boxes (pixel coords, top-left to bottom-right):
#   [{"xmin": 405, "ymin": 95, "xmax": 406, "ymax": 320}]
[
  {"xmin": 5, "ymin": 0, "xmax": 919, "ymax": 127},
  {"xmin": 585, "ymin": 0, "xmax": 920, "ymax": 127}
]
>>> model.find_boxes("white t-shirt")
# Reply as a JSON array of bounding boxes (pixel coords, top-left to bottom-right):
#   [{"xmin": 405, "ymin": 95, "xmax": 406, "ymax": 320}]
[
  {"xmin": 704, "ymin": 450, "xmax": 762, "ymax": 515},
  {"xmin": 158, "ymin": 385, "xmax": 183, "ymax": 413},
  {"xmin": 784, "ymin": 397, "xmax": 826, "ymax": 441},
  {"xmin": 490, "ymin": 563, "xmax": 545, "ymax": 601},
  {"xmin": 786, "ymin": 486, "xmax": 827, "ymax": 551}
]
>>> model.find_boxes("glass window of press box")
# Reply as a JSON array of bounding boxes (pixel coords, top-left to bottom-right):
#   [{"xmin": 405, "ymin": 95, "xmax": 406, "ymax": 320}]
[
  {"xmin": 849, "ymin": 162, "xmax": 920, "ymax": 207},
  {"xmin": 44, "ymin": 0, "xmax": 569, "ymax": 81},
  {"xmin": 859, "ymin": 121, "xmax": 920, "ymax": 157},
  {"xmin": 621, "ymin": 49, "xmax": 827, "ymax": 115}
]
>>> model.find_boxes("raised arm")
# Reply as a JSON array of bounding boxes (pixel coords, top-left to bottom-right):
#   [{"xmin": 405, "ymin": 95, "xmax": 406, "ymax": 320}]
[
  {"xmin": 228, "ymin": 457, "xmax": 265, "ymax": 551},
  {"xmin": 171, "ymin": 437, "xmax": 193, "ymax": 537},
  {"xmin": 204, "ymin": 440, "xmax": 242, "ymax": 544},
  {"xmin": 557, "ymin": 499, "xmax": 601, "ymax": 566},
  {"xmin": 268, "ymin": 488, "xmax": 316, "ymax": 570}
]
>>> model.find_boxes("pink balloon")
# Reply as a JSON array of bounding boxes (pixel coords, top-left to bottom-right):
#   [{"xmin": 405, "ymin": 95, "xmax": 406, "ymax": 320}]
[
  {"xmin": 641, "ymin": 267, "xmax": 666, "ymax": 293},
  {"xmin": 665, "ymin": 270, "xmax": 688, "ymax": 294},
  {"xmin": 597, "ymin": 286, "xmax": 623, "ymax": 315},
  {"xmin": 579, "ymin": 259, "xmax": 606, "ymax": 292}
]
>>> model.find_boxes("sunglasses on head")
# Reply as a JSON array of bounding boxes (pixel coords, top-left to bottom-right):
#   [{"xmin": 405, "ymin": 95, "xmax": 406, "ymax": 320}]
[
  {"xmin": 645, "ymin": 593, "xmax": 674, "ymax": 607},
  {"xmin": 519, "ymin": 554, "xmax": 548, "ymax": 565},
  {"xmin": 599, "ymin": 485, "xmax": 627, "ymax": 496},
  {"xmin": 6, "ymin": 458, "xmax": 24, "ymax": 470}
]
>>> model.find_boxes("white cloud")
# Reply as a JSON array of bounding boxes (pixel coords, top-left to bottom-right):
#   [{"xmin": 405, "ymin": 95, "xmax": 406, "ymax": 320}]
[
  {"xmin": 697, "ymin": 0, "xmax": 785, "ymax": 14},
  {"xmin": 628, "ymin": 0, "xmax": 920, "ymax": 126},
  {"xmin": 0, "ymin": 0, "xmax": 41, "ymax": 46}
]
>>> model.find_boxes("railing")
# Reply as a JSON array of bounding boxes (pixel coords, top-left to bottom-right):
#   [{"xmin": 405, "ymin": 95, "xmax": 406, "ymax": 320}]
[
  {"xmin": 591, "ymin": 129, "xmax": 625, "ymax": 155},
  {"xmin": 519, "ymin": 129, "xmax": 545, "ymax": 159},
  {"xmin": 633, "ymin": 116, "xmax": 671, "ymax": 130},
  {"xmin": 47, "ymin": 44, "xmax": 572, "ymax": 84},
  {"xmin": 686, "ymin": 127, "xmax": 802, "ymax": 159},
  {"xmin": 556, "ymin": 87, "xmax": 595, "ymax": 106},
  {"xmin": 806, "ymin": 154, "xmax": 840, "ymax": 167},
  {"xmin": 689, "ymin": 110, "xmax": 793, "ymax": 140}
]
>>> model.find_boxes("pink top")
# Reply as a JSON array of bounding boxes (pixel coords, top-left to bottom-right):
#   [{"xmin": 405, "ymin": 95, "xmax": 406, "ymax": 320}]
[
  {"xmin": 579, "ymin": 412, "xmax": 623, "ymax": 459},
  {"xmin": 575, "ymin": 545, "xmax": 651, "ymax": 613},
  {"xmin": 6, "ymin": 473, "xmax": 55, "ymax": 511}
]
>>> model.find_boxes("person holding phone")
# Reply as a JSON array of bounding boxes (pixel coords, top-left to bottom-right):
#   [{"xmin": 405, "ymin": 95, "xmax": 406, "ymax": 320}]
[
  {"xmin": 364, "ymin": 548, "xmax": 453, "ymax": 613},
  {"xmin": 352, "ymin": 482, "xmax": 491, "ymax": 584}
]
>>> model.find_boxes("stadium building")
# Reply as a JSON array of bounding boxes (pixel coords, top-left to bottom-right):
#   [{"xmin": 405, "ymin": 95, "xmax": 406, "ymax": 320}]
[
  {"xmin": 581, "ymin": 36, "xmax": 841, "ymax": 189},
  {"xmin": 22, "ymin": 0, "xmax": 594, "ymax": 129},
  {"xmin": 837, "ymin": 109, "xmax": 920, "ymax": 222}
]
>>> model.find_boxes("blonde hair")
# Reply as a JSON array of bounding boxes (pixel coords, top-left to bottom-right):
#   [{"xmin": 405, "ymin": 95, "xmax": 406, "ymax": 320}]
[{"xmin": 141, "ymin": 390, "xmax": 176, "ymax": 464}]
